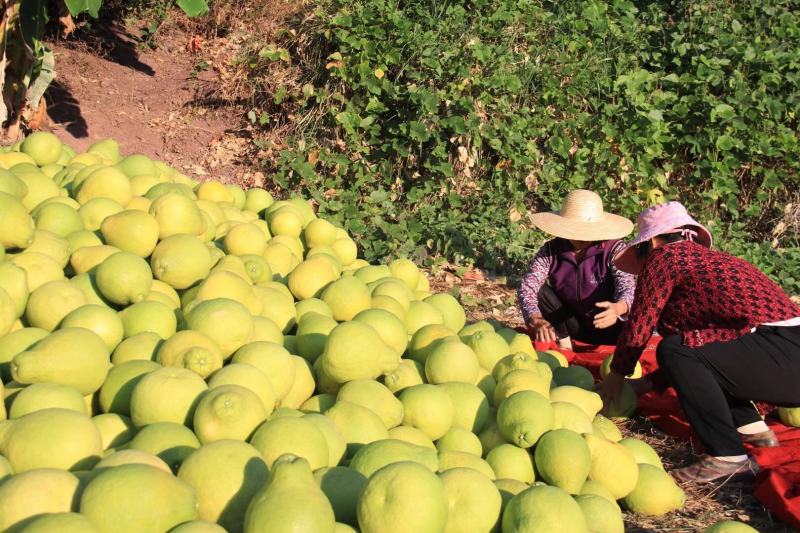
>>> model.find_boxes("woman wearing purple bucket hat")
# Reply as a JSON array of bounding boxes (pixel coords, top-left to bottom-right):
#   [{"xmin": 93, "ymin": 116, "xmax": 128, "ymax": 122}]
[{"xmin": 599, "ymin": 201, "xmax": 800, "ymax": 484}]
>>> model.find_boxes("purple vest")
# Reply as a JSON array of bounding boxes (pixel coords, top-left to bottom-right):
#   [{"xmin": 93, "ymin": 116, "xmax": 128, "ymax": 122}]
[{"xmin": 547, "ymin": 238, "xmax": 618, "ymax": 319}]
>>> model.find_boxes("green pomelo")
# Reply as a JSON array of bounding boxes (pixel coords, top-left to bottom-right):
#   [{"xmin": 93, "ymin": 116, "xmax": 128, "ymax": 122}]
[
  {"xmin": 400, "ymin": 384, "xmax": 455, "ymax": 441},
  {"xmin": 267, "ymin": 207, "xmax": 304, "ymax": 238},
  {"xmin": 24, "ymin": 279, "xmax": 86, "ymax": 331},
  {"xmin": 321, "ymin": 321, "xmax": 394, "ymax": 383},
  {"xmin": 244, "ymin": 187, "xmax": 274, "ymax": 214},
  {"xmin": 408, "ymin": 324, "xmax": 457, "ymax": 364},
  {"xmin": 553, "ymin": 366, "xmax": 595, "ymax": 390},
  {"xmin": 21, "ymin": 132, "xmax": 63, "ymax": 165},
  {"xmin": 549, "ymin": 386, "xmax": 603, "ymax": 419},
  {"xmin": 622, "ymin": 463, "xmax": 685, "ymax": 516},
  {"xmin": 436, "ymin": 427, "xmax": 483, "ymax": 456},
  {"xmin": 296, "ymin": 312, "xmax": 338, "ymax": 362},
  {"xmin": 619, "ymin": 438, "xmax": 664, "ymax": 469},
  {"xmin": 703, "ymin": 521, "xmax": 760, "ymax": 532},
  {"xmin": 177, "ymin": 440, "xmax": 270, "ymax": 533},
  {"xmin": 128, "ymin": 421, "xmax": 201, "ymax": 471},
  {"xmin": 295, "ymin": 297, "xmax": 333, "ymax": 321},
  {"xmin": 439, "ymin": 381, "xmax": 490, "ymax": 433},
  {"xmin": 129, "ymin": 367, "xmax": 207, "ymax": 427},
  {"xmin": 551, "ymin": 401, "xmax": 594, "ymax": 434},
  {"xmin": 0, "ymin": 469, "xmax": 81, "ymax": 532},
  {"xmin": 496, "ymin": 391, "xmax": 554, "ymax": 448},
  {"xmin": 1, "ymin": 408, "xmax": 102, "ymax": 471},
  {"xmin": 92, "ymin": 413, "xmax": 136, "ymax": 449},
  {"xmin": 357, "ymin": 461, "xmax": 448, "ymax": 533},
  {"xmin": 95, "ymin": 252, "xmax": 153, "ymax": 305},
  {"xmin": 370, "ymin": 278, "xmax": 413, "ymax": 311},
  {"xmin": 249, "ymin": 316, "xmax": 284, "ymax": 344},
  {"xmin": 502, "ymin": 485, "xmax": 588, "ymax": 533},
  {"xmin": 458, "ymin": 321, "xmax": 495, "ymax": 339},
  {"xmin": 156, "ymin": 330, "xmax": 223, "ymax": 378},
  {"xmin": 121, "ymin": 300, "xmax": 178, "ymax": 340},
  {"xmin": 370, "ymin": 294, "xmax": 407, "ymax": 320},
  {"xmin": 585, "ymin": 433, "xmax": 639, "ymax": 500},
  {"xmin": 149, "ymin": 192, "xmax": 204, "ymax": 239},
  {"xmin": 350, "ymin": 439, "xmax": 439, "ymax": 478},
  {"xmin": 94, "ymin": 449, "xmax": 171, "ymax": 473},
  {"xmin": 24, "ymin": 229, "xmax": 71, "ymax": 268},
  {"xmin": 534, "ymin": 429, "xmax": 591, "ymax": 494},
  {"xmin": 150, "ymin": 234, "xmax": 212, "ymax": 290},
  {"xmin": 382, "ymin": 359, "xmax": 425, "ymax": 394},
  {"xmin": 69, "ymin": 244, "xmax": 120, "ymax": 275},
  {"xmin": 249, "ymin": 415, "xmax": 329, "ymax": 470},
  {"xmin": 185, "ymin": 298, "xmax": 254, "ymax": 358},
  {"xmin": 0, "ymin": 192, "xmax": 35, "ymax": 249},
  {"xmin": 194, "ymin": 384, "xmax": 268, "ymax": 444},
  {"xmin": 118, "ymin": 154, "xmax": 157, "ymax": 177},
  {"xmin": 353, "ymin": 308, "xmax": 408, "ymax": 355},
  {"xmin": 313, "ymin": 356, "xmax": 343, "ymax": 395},
  {"xmin": 171, "ymin": 520, "xmax": 228, "ymax": 533},
  {"xmin": 604, "ymin": 382, "xmax": 638, "ymax": 420},
  {"xmin": 100, "ymin": 209, "xmax": 159, "ymax": 257},
  {"xmin": 0, "ymin": 168, "xmax": 28, "ymax": 199},
  {"xmin": 280, "ymin": 356, "xmax": 316, "ymax": 409},
  {"xmin": 440, "ymin": 467, "xmax": 502, "ymax": 533},
  {"xmin": 253, "ymin": 287, "xmax": 296, "ymax": 333},
  {"xmin": 438, "ymin": 450, "xmax": 495, "ymax": 479},
  {"xmin": 76, "ymin": 166, "xmax": 133, "ymax": 206},
  {"xmin": 13, "ymin": 512, "xmax": 101, "ymax": 533},
  {"xmin": 196, "ymin": 271, "xmax": 261, "ymax": 315},
  {"xmin": 0, "ymin": 261, "xmax": 30, "ymax": 316},
  {"xmin": 494, "ymin": 478, "xmax": 529, "ymax": 512},
  {"xmin": 208, "ymin": 363, "xmax": 277, "ymax": 415},
  {"xmin": 507, "ymin": 333, "xmax": 537, "ymax": 358},
  {"xmin": 0, "ymin": 327, "xmax": 49, "ymax": 381},
  {"xmin": 321, "ymin": 276, "xmax": 372, "ymax": 321},
  {"xmin": 231, "ymin": 342, "xmax": 295, "ymax": 400},
  {"xmin": 61, "ymin": 304, "xmax": 124, "ymax": 351},
  {"xmin": 485, "ymin": 443, "xmax": 535, "ymax": 483},
  {"xmin": 314, "ymin": 466, "xmax": 366, "ymax": 527},
  {"xmin": 493, "ymin": 368, "xmax": 551, "ymax": 406},
  {"xmin": 9, "ymin": 382, "xmax": 87, "ymax": 419},
  {"xmin": 10, "ymin": 252, "xmax": 64, "ymax": 293},
  {"xmin": 33, "ymin": 202, "xmax": 83, "ymax": 237},
  {"xmin": 580, "ymin": 480, "xmax": 619, "ymax": 506},
  {"xmin": 12, "ymin": 327, "xmax": 110, "ymax": 395},
  {"xmin": 337, "ymin": 379, "xmax": 404, "ymax": 429},
  {"xmin": 325, "ymin": 400, "xmax": 389, "ymax": 454},
  {"xmin": 301, "ymin": 393, "xmax": 337, "ymax": 413},
  {"xmin": 388, "ymin": 258, "xmax": 420, "ymax": 290},
  {"xmin": 425, "ymin": 340, "xmax": 480, "ymax": 385},
  {"xmin": 240, "ymin": 254, "xmax": 272, "ymax": 284},
  {"xmin": 404, "ymin": 300, "xmax": 444, "ymax": 336},
  {"xmin": 112, "ymin": 331, "xmax": 162, "ymax": 364},
  {"xmin": 80, "ymin": 464, "xmax": 198, "ymax": 532},
  {"xmin": 353, "ymin": 264, "xmax": 391, "ymax": 284},
  {"xmin": 575, "ymin": 494, "xmax": 625, "ymax": 533},
  {"xmin": 492, "ymin": 352, "xmax": 543, "ymax": 383},
  {"xmin": 66, "ymin": 229, "xmax": 103, "ymax": 252},
  {"xmin": 478, "ymin": 418, "xmax": 508, "ymax": 454},
  {"xmin": 424, "ymin": 293, "xmax": 466, "ymax": 333},
  {"xmin": 465, "ymin": 331, "xmax": 510, "ymax": 373}
]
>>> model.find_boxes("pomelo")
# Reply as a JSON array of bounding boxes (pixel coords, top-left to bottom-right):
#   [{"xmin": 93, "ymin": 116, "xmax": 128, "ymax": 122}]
[
  {"xmin": 156, "ymin": 330, "xmax": 224, "ymax": 378},
  {"xmin": 553, "ymin": 366, "xmax": 595, "ymax": 390},
  {"xmin": 325, "ymin": 400, "xmax": 389, "ymax": 454},
  {"xmin": 0, "ymin": 261, "xmax": 30, "ymax": 316},
  {"xmin": 534, "ymin": 429, "xmax": 591, "ymax": 494},
  {"xmin": 353, "ymin": 308, "xmax": 408, "ymax": 355},
  {"xmin": 301, "ymin": 393, "xmax": 337, "ymax": 413},
  {"xmin": 111, "ymin": 331, "xmax": 162, "ymax": 364},
  {"xmin": 350, "ymin": 438, "xmax": 439, "ymax": 477},
  {"xmin": 404, "ymin": 300, "xmax": 444, "ymax": 335},
  {"xmin": 295, "ymin": 297, "xmax": 334, "ymax": 321},
  {"xmin": 231, "ymin": 342, "xmax": 295, "ymax": 400},
  {"xmin": 337, "ymin": 379, "xmax": 404, "ymax": 429},
  {"xmin": 439, "ymin": 381, "xmax": 490, "ymax": 433},
  {"xmin": 703, "ymin": 521, "xmax": 760, "ymax": 532},
  {"xmin": 485, "ymin": 443, "xmax": 535, "ymax": 483},
  {"xmin": 575, "ymin": 494, "xmax": 625, "ymax": 533},
  {"xmin": 280, "ymin": 356, "xmax": 316, "ymax": 409},
  {"xmin": 128, "ymin": 421, "xmax": 201, "ymax": 471},
  {"xmin": 12, "ymin": 512, "xmax": 101, "ymax": 533},
  {"xmin": 502, "ymin": 485, "xmax": 588, "ymax": 533},
  {"xmin": 622, "ymin": 463, "xmax": 685, "ymax": 516},
  {"xmin": 370, "ymin": 278, "xmax": 413, "ymax": 311},
  {"xmin": 585, "ymin": 433, "xmax": 639, "ymax": 499},
  {"xmin": 194, "ymin": 384, "xmax": 268, "ymax": 443},
  {"xmin": 321, "ymin": 321, "xmax": 394, "ymax": 383},
  {"xmin": 493, "ymin": 368, "xmax": 551, "ymax": 406},
  {"xmin": 388, "ymin": 425, "xmax": 436, "ymax": 449},
  {"xmin": 95, "ymin": 252, "xmax": 153, "ymax": 305},
  {"xmin": 76, "ymin": 166, "xmax": 133, "ymax": 206},
  {"xmin": 465, "ymin": 331, "xmax": 510, "ymax": 372},
  {"xmin": 371, "ymin": 294, "xmax": 407, "ymax": 320},
  {"xmin": 129, "ymin": 367, "xmax": 207, "ymax": 427},
  {"xmin": 33, "ymin": 202, "xmax": 83, "ymax": 237},
  {"xmin": 249, "ymin": 415, "xmax": 329, "ymax": 470},
  {"xmin": 0, "ymin": 327, "xmax": 49, "ymax": 381},
  {"xmin": 92, "ymin": 412, "xmax": 136, "ymax": 449},
  {"xmin": 321, "ymin": 276, "xmax": 372, "ymax": 321},
  {"xmin": 171, "ymin": 520, "xmax": 228, "ymax": 533},
  {"xmin": 149, "ymin": 192, "xmax": 205, "ymax": 239},
  {"xmin": 315, "ymin": 466, "xmax": 367, "ymax": 527},
  {"xmin": 100, "ymin": 209, "xmax": 160, "ymax": 257},
  {"xmin": 496, "ymin": 390, "xmax": 554, "ymax": 448},
  {"xmin": 185, "ymin": 298, "xmax": 254, "ymax": 358},
  {"xmin": 400, "ymin": 384, "xmax": 455, "ymax": 441},
  {"xmin": 436, "ymin": 427, "xmax": 483, "ymax": 456},
  {"xmin": 425, "ymin": 340, "xmax": 480, "ymax": 385},
  {"xmin": 295, "ymin": 312, "xmax": 338, "ymax": 362},
  {"xmin": 551, "ymin": 401, "xmax": 594, "ymax": 435},
  {"xmin": 408, "ymin": 324, "xmax": 457, "ymax": 364},
  {"xmin": 0, "ymin": 192, "xmax": 35, "ymax": 249},
  {"xmin": 549, "ymin": 386, "xmax": 603, "ymax": 419},
  {"xmin": 244, "ymin": 187, "xmax": 273, "ymax": 214},
  {"xmin": 424, "ymin": 293, "xmax": 466, "ymax": 333},
  {"xmin": 120, "ymin": 300, "xmax": 178, "ymax": 339},
  {"xmin": 438, "ymin": 450, "xmax": 495, "ymax": 479},
  {"xmin": 21, "ymin": 132, "xmax": 62, "ymax": 165},
  {"xmin": 439, "ymin": 467, "xmax": 502, "ymax": 533},
  {"xmin": 93, "ymin": 449, "xmax": 171, "ymax": 473},
  {"xmin": 619, "ymin": 438, "xmax": 664, "ymax": 469},
  {"xmin": 151, "ymin": 234, "xmax": 212, "ymax": 289},
  {"xmin": 61, "ymin": 304, "xmax": 124, "ymax": 350},
  {"xmin": 8, "ymin": 382, "xmax": 87, "ymax": 419},
  {"xmin": 382, "ymin": 358, "xmax": 425, "ymax": 394},
  {"xmin": 599, "ymin": 354, "xmax": 642, "ymax": 379},
  {"xmin": 304, "ymin": 413, "xmax": 348, "ymax": 466},
  {"xmin": 0, "ymin": 469, "xmax": 81, "ymax": 531}
]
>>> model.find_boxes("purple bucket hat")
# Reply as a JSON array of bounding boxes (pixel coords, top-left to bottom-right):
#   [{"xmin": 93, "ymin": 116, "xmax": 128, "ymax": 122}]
[{"xmin": 614, "ymin": 201, "xmax": 712, "ymax": 274}]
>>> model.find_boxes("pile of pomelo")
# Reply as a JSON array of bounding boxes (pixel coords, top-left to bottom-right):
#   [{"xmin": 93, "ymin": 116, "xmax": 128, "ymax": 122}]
[{"xmin": 0, "ymin": 132, "xmax": 698, "ymax": 532}]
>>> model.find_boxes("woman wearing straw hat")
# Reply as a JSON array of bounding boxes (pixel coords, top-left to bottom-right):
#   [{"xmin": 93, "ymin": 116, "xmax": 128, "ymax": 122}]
[
  {"xmin": 519, "ymin": 189, "xmax": 636, "ymax": 349},
  {"xmin": 600, "ymin": 201, "xmax": 800, "ymax": 483}
]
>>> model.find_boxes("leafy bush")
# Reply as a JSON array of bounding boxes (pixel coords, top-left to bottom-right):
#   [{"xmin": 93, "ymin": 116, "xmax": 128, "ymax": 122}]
[{"xmin": 241, "ymin": 0, "xmax": 799, "ymax": 291}]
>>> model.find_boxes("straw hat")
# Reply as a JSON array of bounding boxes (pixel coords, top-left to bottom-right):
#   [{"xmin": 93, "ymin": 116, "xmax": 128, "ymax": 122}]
[{"xmin": 530, "ymin": 190, "xmax": 634, "ymax": 241}]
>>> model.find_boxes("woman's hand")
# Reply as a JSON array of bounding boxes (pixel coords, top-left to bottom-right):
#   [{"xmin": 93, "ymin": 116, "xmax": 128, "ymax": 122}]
[
  {"xmin": 529, "ymin": 316, "xmax": 557, "ymax": 343},
  {"xmin": 593, "ymin": 301, "xmax": 627, "ymax": 329},
  {"xmin": 596, "ymin": 370, "xmax": 625, "ymax": 414}
]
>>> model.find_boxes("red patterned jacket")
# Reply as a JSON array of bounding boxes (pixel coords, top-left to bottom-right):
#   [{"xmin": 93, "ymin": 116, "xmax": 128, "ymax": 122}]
[{"xmin": 611, "ymin": 240, "xmax": 800, "ymax": 377}]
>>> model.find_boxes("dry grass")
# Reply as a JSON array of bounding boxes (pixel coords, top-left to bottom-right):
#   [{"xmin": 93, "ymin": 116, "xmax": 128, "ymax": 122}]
[{"xmin": 431, "ymin": 265, "xmax": 797, "ymax": 532}]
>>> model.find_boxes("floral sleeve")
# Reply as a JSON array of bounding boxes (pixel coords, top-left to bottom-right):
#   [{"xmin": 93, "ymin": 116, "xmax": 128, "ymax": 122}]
[
  {"xmin": 610, "ymin": 241, "xmax": 636, "ymax": 314},
  {"xmin": 517, "ymin": 244, "xmax": 553, "ymax": 324}
]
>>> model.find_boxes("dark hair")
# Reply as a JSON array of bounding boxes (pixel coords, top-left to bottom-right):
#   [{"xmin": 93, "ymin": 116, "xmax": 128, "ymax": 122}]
[{"xmin": 634, "ymin": 231, "xmax": 687, "ymax": 258}]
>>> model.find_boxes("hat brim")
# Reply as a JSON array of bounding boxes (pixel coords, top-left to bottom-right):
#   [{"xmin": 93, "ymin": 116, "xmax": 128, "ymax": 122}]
[
  {"xmin": 612, "ymin": 224, "xmax": 713, "ymax": 275},
  {"xmin": 531, "ymin": 211, "xmax": 634, "ymax": 242}
]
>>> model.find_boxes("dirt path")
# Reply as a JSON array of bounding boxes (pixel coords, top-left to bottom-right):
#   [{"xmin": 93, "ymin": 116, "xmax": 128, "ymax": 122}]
[{"xmin": 44, "ymin": 24, "xmax": 249, "ymax": 182}]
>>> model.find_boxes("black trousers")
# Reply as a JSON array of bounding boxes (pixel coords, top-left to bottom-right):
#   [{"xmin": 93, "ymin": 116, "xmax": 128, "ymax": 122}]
[
  {"xmin": 537, "ymin": 284, "xmax": 623, "ymax": 346},
  {"xmin": 656, "ymin": 326, "xmax": 800, "ymax": 456}
]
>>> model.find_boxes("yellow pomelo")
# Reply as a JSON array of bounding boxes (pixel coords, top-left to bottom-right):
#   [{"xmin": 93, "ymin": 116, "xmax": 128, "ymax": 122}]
[
  {"xmin": 24, "ymin": 229, "xmax": 71, "ymax": 267},
  {"xmin": 61, "ymin": 304, "xmax": 124, "ymax": 350},
  {"xmin": 371, "ymin": 278, "xmax": 413, "ymax": 311},
  {"xmin": 232, "ymin": 341, "xmax": 295, "ymax": 399},
  {"xmin": 129, "ymin": 367, "xmax": 208, "ymax": 427},
  {"xmin": 436, "ymin": 427, "xmax": 483, "ymax": 456},
  {"xmin": 8, "ymin": 382, "xmax": 86, "ymax": 419},
  {"xmin": 244, "ymin": 187, "xmax": 274, "ymax": 214},
  {"xmin": 171, "ymin": 520, "xmax": 228, "ymax": 533},
  {"xmin": 550, "ymin": 386, "xmax": 604, "ymax": 419},
  {"xmin": 301, "ymin": 393, "xmax": 336, "ymax": 413},
  {"xmin": 496, "ymin": 391, "xmax": 554, "ymax": 448},
  {"xmin": 144, "ymin": 181, "xmax": 195, "ymax": 201},
  {"xmin": 33, "ymin": 202, "xmax": 83, "ymax": 237},
  {"xmin": 0, "ymin": 168, "xmax": 28, "ymax": 198},
  {"xmin": 0, "ymin": 288, "xmax": 17, "ymax": 336},
  {"xmin": 13, "ymin": 512, "xmax": 101, "ymax": 533},
  {"xmin": 320, "ymin": 321, "xmax": 394, "ymax": 383},
  {"xmin": 399, "ymin": 384, "xmax": 455, "ymax": 441},
  {"xmin": 314, "ymin": 356, "xmax": 343, "ymax": 395},
  {"xmin": 185, "ymin": 298, "xmax": 255, "ymax": 358},
  {"xmin": 492, "ymin": 352, "xmax": 542, "ymax": 381},
  {"xmin": 353, "ymin": 308, "xmax": 408, "ymax": 356},
  {"xmin": 405, "ymin": 300, "xmax": 444, "ymax": 336},
  {"xmin": 149, "ymin": 192, "xmax": 205, "ymax": 239},
  {"xmin": 76, "ymin": 166, "xmax": 133, "ymax": 206},
  {"xmin": 0, "ymin": 469, "xmax": 81, "ymax": 532},
  {"xmin": 223, "ymin": 222, "xmax": 267, "ymax": 256},
  {"xmin": 111, "ymin": 331, "xmax": 162, "ymax": 364},
  {"xmin": 128, "ymin": 421, "xmax": 200, "ymax": 471},
  {"xmin": 12, "ymin": 327, "xmax": 110, "ymax": 395},
  {"xmin": 77, "ymin": 197, "xmax": 124, "ymax": 232},
  {"xmin": 0, "ymin": 327, "xmax": 48, "ymax": 381},
  {"xmin": 262, "ymin": 243, "xmax": 297, "ymax": 279},
  {"xmin": 321, "ymin": 276, "xmax": 372, "ymax": 321},
  {"xmin": 19, "ymin": 172, "xmax": 61, "ymax": 211},
  {"xmin": 156, "ymin": 329, "xmax": 223, "ymax": 377},
  {"xmin": 304, "ymin": 218, "xmax": 337, "ymax": 247},
  {"xmin": 99, "ymin": 359, "xmax": 161, "ymax": 415},
  {"xmin": 325, "ymin": 400, "xmax": 389, "ymax": 454},
  {"xmin": 120, "ymin": 300, "xmax": 178, "ymax": 340},
  {"xmin": 100, "ymin": 209, "xmax": 159, "ymax": 257},
  {"xmin": 439, "ymin": 381, "xmax": 490, "ymax": 433},
  {"xmin": 575, "ymin": 494, "xmax": 625, "ymax": 533},
  {"xmin": 388, "ymin": 258, "xmax": 420, "ymax": 290},
  {"xmin": 249, "ymin": 415, "xmax": 329, "ymax": 470},
  {"xmin": 194, "ymin": 384, "xmax": 268, "ymax": 444},
  {"xmin": 350, "ymin": 439, "xmax": 439, "ymax": 479},
  {"xmin": 552, "ymin": 401, "xmax": 594, "ymax": 434},
  {"xmin": 0, "ymin": 193, "xmax": 34, "ymax": 249},
  {"xmin": 502, "ymin": 485, "xmax": 588, "ymax": 533},
  {"xmin": 96, "ymin": 252, "xmax": 153, "ymax": 305},
  {"xmin": 21, "ymin": 132, "xmax": 62, "ymax": 165},
  {"xmin": 424, "ymin": 293, "xmax": 466, "ymax": 333},
  {"xmin": 11, "ymin": 252, "xmax": 64, "ymax": 292},
  {"xmin": 337, "ymin": 380, "xmax": 404, "ymax": 429},
  {"xmin": 148, "ymin": 279, "xmax": 181, "ymax": 308},
  {"xmin": 371, "ymin": 294, "xmax": 406, "ymax": 320},
  {"xmin": 425, "ymin": 340, "xmax": 480, "ymax": 385},
  {"xmin": 208, "ymin": 363, "xmax": 277, "ymax": 414},
  {"xmin": 280, "ymin": 356, "xmax": 316, "ymax": 409},
  {"xmin": 357, "ymin": 461, "xmax": 448, "ymax": 533},
  {"xmin": 197, "ymin": 180, "xmax": 235, "ymax": 203},
  {"xmin": 585, "ymin": 434, "xmax": 639, "ymax": 499},
  {"xmin": 408, "ymin": 324, "xmax": 457, "ymax": 363},
  {"xmin": 129, "ymin": 173, "xmax": 161, "ymax": 196},
  {"xmin": 252, "ymin": 287, "xmax": 296, "ymax": 333},
  {"xmin": 177, "ymin": 440, "xmax": 269, "ymax": 532},
  {"xmin": 465, "ymin": 331, "xmax": 510, "ymax": 372},
  {"xmin": 240, "ymin": 254, "xmax": 272, "ymax": 284},
  {"xmin": 779, "ymin": 407, "xmax": 800, "ymax": 427},
  {"xmin": 439, "ymin": 467, "xmax": 502, "ymax": 533},
  {"xmin": 599, "ymin": 354, "xmax": 643, "ymax": 379},
  {"xmin": 25, "ymin": 279, "xmax": 87, "ymax": 332},
  {"xmin": 69, "ymin": 272, "xmax": 111, "ymax": 307},
  {"xmin": 94, "ymin": 449, "xmax": 170, "ymax": 474},
  {"xmin": 592, "ymin": 414, "xmax": 623, "ymax": 442},
  {"xmin": 227, "ymin": 185, "xmax": 247, "ymax": 209},
  {"xmin": 382, "ymin": 358, "xmax": 425, "ymax": 394},
  {"xmin": 486, "ymin": 443, "xmax": 534, "ymax": 483},
  {"xmin": 92, "ymin": 413, "xmax": 136, "ymax": 449},
  {"xmin": 151, "ymin": 234, "xmax": 212, "ymax": 289},
  {"xmin": 580, "ymin": 479, "xmax": 619, "ymax": 505},
  {"xmin": 0, "ymin": 408, "xmax": 102, "ymax": 471},
  {"xmin": 622, "ymin": 463, "xmax": 685, "ymax": 516},
  {"xmin": 0, "ymin": 261, "xmax": 30, "ymax": 316},
  {"xmin": 493, "ymin": 368, "xmax": 552, "ymax": 406},
  {"xmin": 331, "ymin": 237, "xmax": 357, "ymax": 266},
  {"xmin": 295, "ymin": 297, "xmax": 333, "ymax": 321},
  {"xmin": 295, "ymin": 312, "xmax": 338, "ymax": 362},
  {"xmin": 534, "ymin": 429, "xmax": 591, "ymax": 494},
  {"xmin": 80, "ymin": 463, "xmax": 198, "ymax": 532},
  {"xmin": 459, "ymin": 321, "xmax": 495, "ymax": 338},
  {"xmin": 388, "ymin": 425, "xmax": 436, "ymax": 449},
  {"xmin": 118, "ymin": 154, "xmax": 158, "ymax": 177},
  {"xmin": 268, "ymin": 207, "xmax": 303, "ymax": 237},
  {"xmin": 69, "ymin": 244, "xmax": 120, "ymax": 275},
  {"xmin": 66, "ymin": 228, "xmax": 106, "ymax": 251}
]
